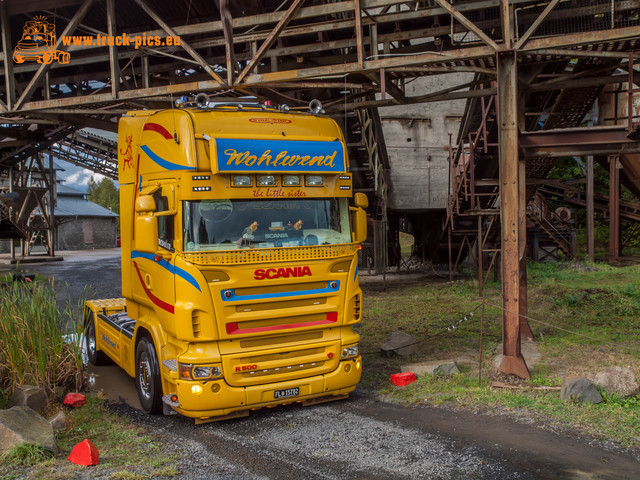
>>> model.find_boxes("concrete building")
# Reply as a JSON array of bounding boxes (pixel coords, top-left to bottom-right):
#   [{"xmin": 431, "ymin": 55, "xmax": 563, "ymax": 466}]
[{"xmin": 53, "ymin": 184, "xmax": 118, "ymax": 251}]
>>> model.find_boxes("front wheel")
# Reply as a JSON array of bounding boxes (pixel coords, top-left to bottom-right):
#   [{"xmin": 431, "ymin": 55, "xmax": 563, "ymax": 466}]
[
  {"xmin": 135, "ymin": 336, "xmax": 163, "ymax": 414},
  {"xmin": 86, "ymin": 314, "xmax": 111, "ymax": 366}
]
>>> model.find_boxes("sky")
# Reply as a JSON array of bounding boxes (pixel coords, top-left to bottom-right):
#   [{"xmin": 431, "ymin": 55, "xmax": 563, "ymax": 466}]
[
  {"xmin": 55, "ymin": 128, "xmax": 118, "ymax": 192},
  {"xmin": 56, "ymin": 159, "xmax": 110, "ymax": 192}
]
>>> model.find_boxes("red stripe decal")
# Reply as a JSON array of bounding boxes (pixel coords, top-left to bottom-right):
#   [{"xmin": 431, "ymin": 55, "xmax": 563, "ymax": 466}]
[
  {"xmin": 143, "ymin": 122, "xmax": 173, "ymax": 140},
  {"xmin": 132, "ymin": 154, "xmax": 140, "ymax": 241},
  {"xmin": 134, "ymin": 263, "xmax": 174, "ymax": 314},
  {"xmin": 226, "ymin": 312, "xmax": 337, "ymax": 335}
]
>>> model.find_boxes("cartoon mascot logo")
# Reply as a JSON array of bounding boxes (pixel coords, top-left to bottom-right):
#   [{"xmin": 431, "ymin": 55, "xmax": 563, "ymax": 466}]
[{"xmin": 13, "ymin": 16, "xmax": 70, "ymax": 65}]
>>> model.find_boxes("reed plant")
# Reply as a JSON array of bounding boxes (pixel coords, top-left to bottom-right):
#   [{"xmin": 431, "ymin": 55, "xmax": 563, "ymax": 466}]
[{"xmin": 0, "ymin": 279, "xmax": 86, "ymax": 398}]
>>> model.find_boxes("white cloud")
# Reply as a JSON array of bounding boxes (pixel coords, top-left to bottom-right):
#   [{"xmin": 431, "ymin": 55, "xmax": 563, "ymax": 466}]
[{"xmin": 64, "ymin": 170, "xmax": 107, "ymax": 187}]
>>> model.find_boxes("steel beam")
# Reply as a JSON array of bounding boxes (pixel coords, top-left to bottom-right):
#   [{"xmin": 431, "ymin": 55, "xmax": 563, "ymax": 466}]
[
  {"xmin": 106, "ymin": 0, "xmax": 119, "ymax": 98},
  {"xmin": 497, "ymin": 49, "xmax": 529, "ymax": 379},
  {"xmin": 132, "ymin": 0, "xmax": 225, "ymax": 86},
  {"xmin": 586, "ymin": 156, "xmax": 595, "ymax": 262},
  {"xmin": 235, "ymin": 0, "xmax": 305, "ymax": 85},
  {"xmin": 13, "ymin": 0, "xmax": 94, "ymax": 111},
  {"xmin": 1, "ymin": 2, "xmax": 15, "ymax": 110}
]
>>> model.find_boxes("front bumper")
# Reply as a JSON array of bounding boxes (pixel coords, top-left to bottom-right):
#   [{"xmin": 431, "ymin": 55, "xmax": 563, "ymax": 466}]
[{"xmin": 168, "ymin": 356, "xmax": 361, "ymax": 419}]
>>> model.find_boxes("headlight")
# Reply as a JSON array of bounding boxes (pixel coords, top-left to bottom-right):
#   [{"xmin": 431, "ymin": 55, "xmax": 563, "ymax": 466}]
[
  {"xmin": 232, "ymin": 175, "xmax": 252, "ymax": 186},
  {"xmin": 179, "ymin": 363, "xmax": 223, "ymax": 380},
  {"xmin": 341, "ymin": 344, "xmax": 359, "ymax": 359},
  {"xmin": 306, "ymin": 175, "xmax": 323, "ymax": 186}
]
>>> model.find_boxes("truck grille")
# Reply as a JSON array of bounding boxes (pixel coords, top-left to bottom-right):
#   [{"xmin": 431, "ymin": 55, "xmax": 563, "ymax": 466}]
[{"xmin": 184, "ymin": 244, "xmax": 358, "ymax": 265}]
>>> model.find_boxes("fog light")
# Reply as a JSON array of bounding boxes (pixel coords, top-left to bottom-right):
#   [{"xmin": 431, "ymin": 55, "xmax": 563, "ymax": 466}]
[
  {"xmin": 211, "ymin": 383, "xmax": 221, "ymax": 393},
  {"xmin": 344, "ymin": 363, "xmax": 352, "ymax": 373},
  {"xmin": 191, "ymin": 384, "xmax": 203, "ymax": 395}
]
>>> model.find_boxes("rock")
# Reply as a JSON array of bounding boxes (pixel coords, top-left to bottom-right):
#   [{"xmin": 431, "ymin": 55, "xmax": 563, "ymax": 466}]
[
  {"xmin": 593, "ymin": 366, "xmax": 640, "ymax": 398},
  {"xmin": 561, "ymin": 376, "xmax": 603, "ymax": 404},
  {"xmin": 0, "ymin": 406, "xmax": 56, "ymax": 455},
  {"xmin": 380, "ymin": 331, "xmax": 417, "ymax": 357},
  {"xmin": 401, "ymin": 360, "xmax": 460, "ymax": 377},
  {"xmin": 54, "ymin": 386, "xmax": 67, "ymax": 402},
  {"xmin": 8, "ymin": 385, "xmax": 48, "ymax": 413},
  {"xmin": 49, "ymin": 411, "xmax": 67, "ymax": 432}
]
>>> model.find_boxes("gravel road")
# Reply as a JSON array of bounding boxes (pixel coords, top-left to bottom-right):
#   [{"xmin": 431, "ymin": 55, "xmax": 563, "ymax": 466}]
[{"xmin": 4, "ymin": 250, "xmax": 640, "ymax": 480}]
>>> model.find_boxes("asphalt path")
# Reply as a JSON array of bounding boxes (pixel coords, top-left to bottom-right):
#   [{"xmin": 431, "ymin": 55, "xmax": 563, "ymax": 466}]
[{"xmin": 5, "ymin": 250, "xmax": 640, "ymax": 479}]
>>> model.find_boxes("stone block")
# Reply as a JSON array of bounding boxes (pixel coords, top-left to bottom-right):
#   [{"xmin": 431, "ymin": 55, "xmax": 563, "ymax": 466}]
[
  {"xmin": 380, "ymin": 331, "xmax": 417, "ymax": 357},
  {"xmin": 401, "ymin": 360, "xmax": 460, "ymax": 377},
  {"xmin": 0, "ymin": 406, "xmax": 56, "ymax": 455},
  {"xmin": 49, "ymin": 411, "xmax": 67, "ymax": 432},
  {"xmin": 8, "ymin": 385, "xmax": 48, "ymax": 413},
  {"xmin": 593, "ymin": 366, "xmax": 640, "ymax": 398},
  {"xmin": 561, "ymin": 376, "xmax": 603, "ymax": 404}
]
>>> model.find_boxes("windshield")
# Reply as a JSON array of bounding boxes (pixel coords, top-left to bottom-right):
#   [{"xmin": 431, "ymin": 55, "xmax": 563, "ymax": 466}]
[{"xmin": 183, "ymin": 198, "xmax": 352, "ymax": 251}]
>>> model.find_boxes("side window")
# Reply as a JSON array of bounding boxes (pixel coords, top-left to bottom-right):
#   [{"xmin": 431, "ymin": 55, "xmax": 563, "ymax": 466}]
[{"xmin": 154, "ymin": 190, "xmax": 174, "ymax": 251}]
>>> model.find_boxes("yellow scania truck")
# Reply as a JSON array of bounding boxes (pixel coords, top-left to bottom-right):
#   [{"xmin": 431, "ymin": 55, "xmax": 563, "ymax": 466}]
[{"xmin": 84, "ymin": 96, "xmax": 367, "ymax": 422}]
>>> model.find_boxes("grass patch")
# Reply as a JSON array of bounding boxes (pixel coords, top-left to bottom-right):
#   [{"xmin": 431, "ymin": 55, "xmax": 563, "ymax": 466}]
[
  {"xmin": 1, "ymin": 443, "xmax": 53, "ymax": 467},
  {"xmin": 361, "ymin": 260, "xmax": 640, "ymax": 449},
  {"xmin": 0, "ymin": 280, "xmax": 88, "ymax": 398},
  {"xmin": 0, "ymin": 396, "xmax": 181, "ymax": 479}
]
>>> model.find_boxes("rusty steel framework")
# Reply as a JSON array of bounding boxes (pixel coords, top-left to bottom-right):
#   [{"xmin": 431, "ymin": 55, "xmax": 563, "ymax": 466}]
[{"xmin": 1, "ymin": 0, "xmax": 640, "ymax": 377}]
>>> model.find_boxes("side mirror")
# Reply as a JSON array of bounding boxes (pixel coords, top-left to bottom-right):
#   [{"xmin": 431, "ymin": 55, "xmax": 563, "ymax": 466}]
[
  {"xmin": 135, "ymin": 214, "xmax": 158, "ymax": 254},
  {"xmin": 352, "ymin": 208, "xmax": 367, "ymax": 243},
  {"xmin": 135, "ymin": 195, "xmax": 156, "ymax": 213},
  {"xmin": 354, "ymin": 192, "xmax": 368, "ymax": 209}
]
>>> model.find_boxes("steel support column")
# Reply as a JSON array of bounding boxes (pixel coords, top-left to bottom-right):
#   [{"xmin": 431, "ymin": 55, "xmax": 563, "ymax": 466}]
[
  {"xmin": 497, "ymin": 49, "xmax": 529, "ymax": 379},
  {"xmin": 586, "ymin": 155, "xmax": 595, "ymax": 261},
  {"xmin": 609, "ymin": 155, "xmax": 620, "ymax": 261}
]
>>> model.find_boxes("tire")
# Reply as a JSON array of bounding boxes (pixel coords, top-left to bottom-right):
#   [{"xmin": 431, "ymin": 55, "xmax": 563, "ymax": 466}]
[
  {"xmin": 58, "ymin": 51, "xmax": 70, "ymax": 64},
  {"xmin": 86, "ymin": 315, "xmax": 111, "ymax": 366},
  {"xmin": 39, "ymin": 52, "xmax": 53, "ymax": 64},
  {"xmin": 135, "ymin": 336, "xmax": 163, "ymax": 414}
]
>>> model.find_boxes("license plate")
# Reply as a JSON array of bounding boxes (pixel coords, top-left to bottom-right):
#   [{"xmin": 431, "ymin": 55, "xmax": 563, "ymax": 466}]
[{"xmin": 274, "ymin": 387, "xmax": 299, "ymax": 399}]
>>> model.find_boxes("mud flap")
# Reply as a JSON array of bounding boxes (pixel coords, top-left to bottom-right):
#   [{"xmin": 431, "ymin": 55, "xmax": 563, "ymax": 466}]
[
  {"xmin": 302, "ymin": 393, "xmax": 348, "ymax": 407},
  {"xmin": 195, "ymin": 410, "xmax": 250, "ymax": 425}
]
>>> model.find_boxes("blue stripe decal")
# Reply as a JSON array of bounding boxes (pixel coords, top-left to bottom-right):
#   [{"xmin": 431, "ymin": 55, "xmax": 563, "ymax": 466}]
[
  {"xmin": 221, "ymin": 281, "xmax": 340, "ymax": 302},
  {"xmin": 354, "ymin": 264, "xmax": 359, "ymax": 283},
  {"xmin": 131, "ymin": 250, "xmax": 201, "ymax": 292},
  {"xmin": 140, "ymin": 145, "xmax": 196, "ymax": 171}
]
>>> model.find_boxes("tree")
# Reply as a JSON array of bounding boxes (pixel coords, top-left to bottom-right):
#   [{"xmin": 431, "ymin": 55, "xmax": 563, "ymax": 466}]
[{"xmin": 87, "ymin": 177, "xmax": 119, "ymax": 214}]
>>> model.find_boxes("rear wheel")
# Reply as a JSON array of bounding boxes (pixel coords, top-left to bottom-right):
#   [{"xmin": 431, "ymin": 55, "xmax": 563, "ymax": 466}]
[
  {"xmin": 135, "ymin": 336, "xmax": 163, "ymax": 414},
  {"xmin": 86, "ymin": 314, "xmax": 110, "ymax": 366}
]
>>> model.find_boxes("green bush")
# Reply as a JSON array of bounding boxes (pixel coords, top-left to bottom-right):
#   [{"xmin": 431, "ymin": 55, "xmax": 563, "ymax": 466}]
[{"xmin": 0, "ymin": 280, "xmax": 86, "ymax": 398}]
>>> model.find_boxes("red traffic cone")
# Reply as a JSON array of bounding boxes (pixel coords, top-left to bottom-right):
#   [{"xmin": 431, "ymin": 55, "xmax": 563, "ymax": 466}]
[
  {"xmin": 63, "ymin": 393, "xmax": 86, "ymax": 407},
  {"xmin": 68, "ymin": 438, "xmax": 99, "ymax": 466}
]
